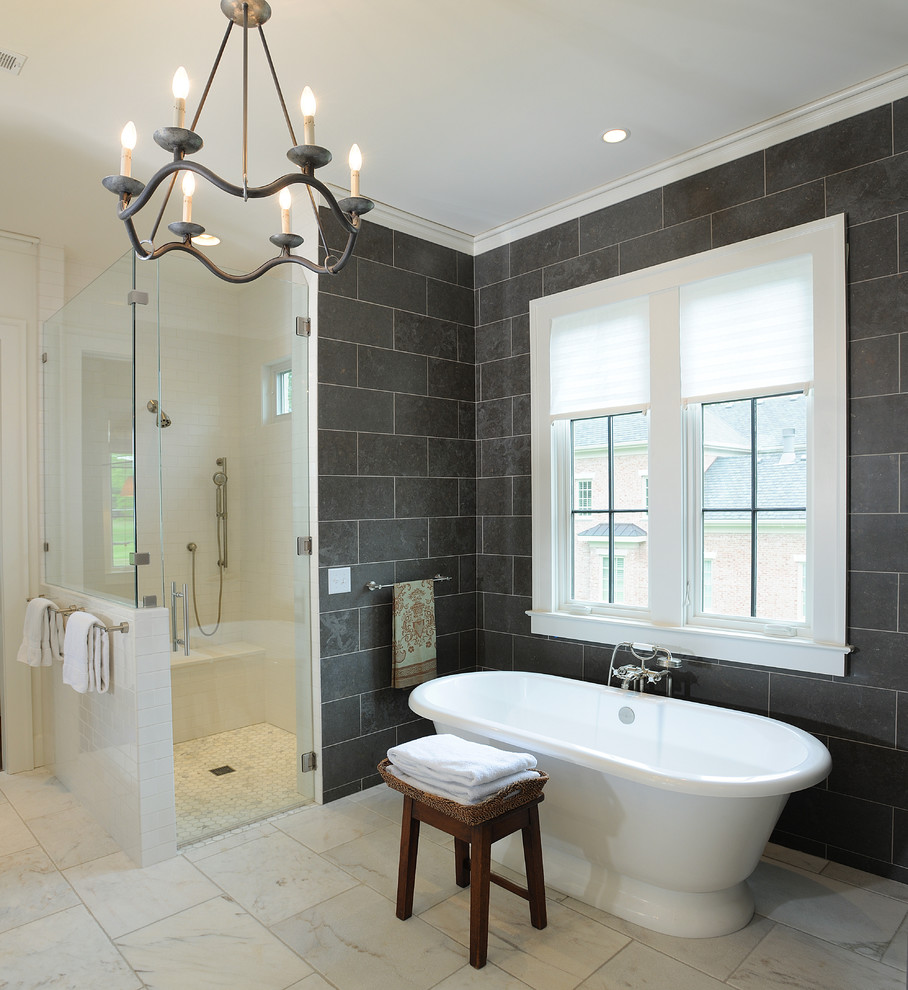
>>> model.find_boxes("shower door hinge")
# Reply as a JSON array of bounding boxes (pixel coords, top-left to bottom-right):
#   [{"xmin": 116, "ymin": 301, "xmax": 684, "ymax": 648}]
[
  {"xmin": 297, "ymin": 536, "xmax": 313, "ymax": 556},
  {"xmin": 41, "ymin": 352, "xmax": 48, "ymax": 364},
  {"xmin": 295, "ymin": 316, "xmax": 311, "ymax": 337},
  {"xmin": 127, "ymin": 290, "xmax": 149, "ymax": 306},
  {"xmin": 301, "ymin": 751, "xmax": 317, "ymax": 773},
  {"xmin": 129, "ymin": 552, "xmax": 151, "ymax": 566},
  {"xmin": 43, "ymin": 542, "xmax": 49, "ymax": 552}
]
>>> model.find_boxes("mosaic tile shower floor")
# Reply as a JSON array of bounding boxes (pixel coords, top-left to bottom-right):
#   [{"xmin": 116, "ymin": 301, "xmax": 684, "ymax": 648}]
[{"xmin": 173, "ymin": 722, "xmax": 306, "ymax": 845}]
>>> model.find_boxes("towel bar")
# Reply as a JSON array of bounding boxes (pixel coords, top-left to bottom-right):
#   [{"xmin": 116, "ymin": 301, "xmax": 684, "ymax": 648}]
[
  {"xmin": 366, "ymin": 574, "xmax": 452, "ymax": 592},
  {"xmin": 25, "ymin": 598, "xmax": 129, "ymax": 634}
]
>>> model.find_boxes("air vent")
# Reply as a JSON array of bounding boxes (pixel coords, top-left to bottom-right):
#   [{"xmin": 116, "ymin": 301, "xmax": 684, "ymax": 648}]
[{"xmin": 0, "ymin": 49, "xmax": 26, "ymax": 75}]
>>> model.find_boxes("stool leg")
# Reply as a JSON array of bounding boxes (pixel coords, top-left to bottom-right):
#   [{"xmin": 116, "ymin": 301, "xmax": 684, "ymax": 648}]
[
  {"xmin": 522, "ymin": 804, "xmax": 547, "ymax": 930},
  {"xmin": 469, "ymin": 823, "xmax": 492, "ymax": 969},
  {"xmin": 454, "ymin": 837, "xmax": 470, "ymax": 888},
  {"xmin": 397, "ymin": 795, "xmax": 420, "ymax": 920}
]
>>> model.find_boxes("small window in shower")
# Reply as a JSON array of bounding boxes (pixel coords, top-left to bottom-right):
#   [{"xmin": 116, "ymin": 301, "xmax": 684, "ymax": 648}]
[{"xmin": 264, "ymin": 358, "xmax": 292, "ymax": 423}]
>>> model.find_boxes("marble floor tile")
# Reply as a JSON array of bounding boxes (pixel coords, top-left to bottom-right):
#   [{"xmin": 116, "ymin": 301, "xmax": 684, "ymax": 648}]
[
  {"xmin": 762, "ymin": 841, "xmax": 828, "ymax": 874},
  {"xmin": 347, "ymin": 781, "xmax": 405, "ymax": 821},
  {"xmin": 432, "ymin": 961, "xmax": 538, "ymax": 988},
  {"xmin": 562, "ymin": 895, "xmax": 775, "ymax": 981},
  {"xmin": 728, "ymin": 924, "xmax": 906, "ymax": 990},
  {"xmin": 749, "ymin": 860, "xmax": 908, "ymax": 960},
  {"xmin": 579, "ymin": 941, "xmax": 730, "ymax": 989},
  {"xmin": 26, "ymin": 802, "xmax": 121, "ymax": 870},
  {"xmin": 0, "ymin": 845, "xmax": 80, "ymax": 935},
  {"xmin": 192, "ymin": 829, "xmax": 359, "ymax": 926},
  {"xmin": 0, "ymin": 904, "xmax": 141, "ymax": 990},
  {"xmin": 116, "ymin": 894, "xmax": 312, "ymax": 990},
  {"xmin": 285, "ymin": 975, "xmax": 337, "ymax": 990},
  {"xmin": 822, "ymin": 861, "xmax": 908, "ymax": 903},
  {"xmin": 0, "ymin": 768, "xmax": 80, "ymax": 821},
  {"xmin": 181, "ymin": 820, "xmax": 279, "ymax": 862},
  {"xmin": 0, "ymin": 802, "xmax": 39, "ymax": 858},
  {"xmin": 64, "ymin": 850, "xmax": 222, "ymax": 938},
  {"xmin": 322, "ymin": 821, "xmax": 463, "ymax": 913},
  {"xmin": 274, "ymin": 797, "xmax": 391, "ymax": 852},
  {"xmin": 345, "ymin": 783, "xmax": 454, "ymax": 846},
  {"xmin": 271, "ymin": 884, "xmax": 467, "ymax": 990},
  {"xmin": 420, "ymin": 885, "xmax": 630, "ymax": 987},
  {"xmin": 881, "ymin": 911, "xmax": 908, "ymax": 971}
]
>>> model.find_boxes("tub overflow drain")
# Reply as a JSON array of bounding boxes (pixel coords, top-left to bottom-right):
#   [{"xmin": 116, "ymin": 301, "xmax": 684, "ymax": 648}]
[{"xmin": 618, "ymin": 707, "xmax": 635, "ymax": 725}]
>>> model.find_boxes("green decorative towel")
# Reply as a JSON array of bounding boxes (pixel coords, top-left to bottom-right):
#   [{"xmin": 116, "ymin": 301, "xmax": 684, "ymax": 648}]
[{"xmin": 392, "ymin": 579, "xmax": 437, "ymax": 689}]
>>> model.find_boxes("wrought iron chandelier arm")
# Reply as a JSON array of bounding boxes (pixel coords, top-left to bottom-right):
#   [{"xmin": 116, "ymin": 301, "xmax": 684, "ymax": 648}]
[
  {"xmin": 143, "ymin": 238, "xmax": 334, "ymax": 283},
  {"xmin": 117, "ymin": 162, "xmax": 363, "ymax": 235}
]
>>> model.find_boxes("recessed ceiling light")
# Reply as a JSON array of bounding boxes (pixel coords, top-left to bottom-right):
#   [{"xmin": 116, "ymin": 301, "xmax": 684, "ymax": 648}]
[
  {"xmin": 602, "ymin": 128, "xmax": 629, "ymax": 144},
  {"xmin": 192, "ymin": 234, "xmax": 221, "ymax": 246}
]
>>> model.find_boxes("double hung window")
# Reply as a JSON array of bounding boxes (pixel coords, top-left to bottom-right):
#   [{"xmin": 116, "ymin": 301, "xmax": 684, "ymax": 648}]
[{"xmin": 529, "ymin": 215, "xmax": 848, "ymax": 674}]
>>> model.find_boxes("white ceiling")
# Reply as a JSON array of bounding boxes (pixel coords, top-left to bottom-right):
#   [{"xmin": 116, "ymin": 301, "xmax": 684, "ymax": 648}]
[{"xmin": 3, "ymin": 0, "xmax": 908, "ymax": 271}]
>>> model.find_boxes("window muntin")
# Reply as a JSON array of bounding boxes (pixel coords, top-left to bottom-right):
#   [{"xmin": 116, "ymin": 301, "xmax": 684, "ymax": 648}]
[
  {"xmin": 699, "ymin": 392, "xmax": 807, "ymax": 623},
  {"xmin": 530, "ymin": 215, "xmax": 848, "ymax": 675},
  {"xmin": 570, "ymin": 412, "xmax": 648, "ymax": 607}
]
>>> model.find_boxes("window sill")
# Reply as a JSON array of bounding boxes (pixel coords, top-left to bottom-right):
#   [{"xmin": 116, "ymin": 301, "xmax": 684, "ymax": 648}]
[{"xmin": 527, "ymin": 609, "xmax": 848, "ymax": 676}]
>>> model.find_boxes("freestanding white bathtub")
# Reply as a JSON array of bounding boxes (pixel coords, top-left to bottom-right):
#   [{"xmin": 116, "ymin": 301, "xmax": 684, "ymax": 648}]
[{"xmin": 409, "ymin": 669, "xmax": 831, "ymax": 938}]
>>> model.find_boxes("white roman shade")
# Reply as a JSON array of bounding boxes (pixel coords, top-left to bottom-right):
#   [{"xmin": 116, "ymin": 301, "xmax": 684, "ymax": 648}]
[
  {"xmin": 549, "ymin": 296, "xmax": 650, "ymax": 418},
  {"xmin": 679, "ymin": 254, "xmax": 814, "ymax": 402}
]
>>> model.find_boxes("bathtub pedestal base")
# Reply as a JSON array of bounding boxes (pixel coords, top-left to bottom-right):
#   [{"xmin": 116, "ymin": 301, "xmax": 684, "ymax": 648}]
[{"xmin": 496, "ymin": 835, "xmax": 755, "ymax": 938}]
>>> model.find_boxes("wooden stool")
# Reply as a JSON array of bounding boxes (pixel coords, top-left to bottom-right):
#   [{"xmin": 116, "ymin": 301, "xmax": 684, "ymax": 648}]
[{"xmin": 378, "ymin": 758, "xmax": 547, "ymax": 969}]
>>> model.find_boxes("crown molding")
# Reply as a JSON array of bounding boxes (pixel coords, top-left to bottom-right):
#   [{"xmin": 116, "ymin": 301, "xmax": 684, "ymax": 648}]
[
  {"xmin": 322, "ymin": 184, "xmax": 474, "ymax": 254},
  {"xmin": 331, "ymin": 64, "xmax": 908, "ymax": 258},
  {"xmin": 474, "ymin": 64, "xmax": 908, "ymax": 255}
]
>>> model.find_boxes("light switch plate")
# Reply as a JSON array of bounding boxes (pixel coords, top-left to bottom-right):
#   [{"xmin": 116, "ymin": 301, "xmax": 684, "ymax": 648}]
[{"xmin": 328, "ymin": 566, "xmax": 351, "ymax": 594}]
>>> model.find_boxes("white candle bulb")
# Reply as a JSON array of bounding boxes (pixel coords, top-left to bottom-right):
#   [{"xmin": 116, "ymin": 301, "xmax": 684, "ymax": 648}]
[
  {"xmin": 172, "ymin": 66, "xmax": 189, "ymax": 127},
  {"xmin": 279, "ymin": 187, "xmax": 292, "ymax": 234},
  {"xmin": 348, "ymin": 144, "xmax": 362, "ymax": 197},
  {"xmin": 181, "ymin": 171, "xmax": 195, "ymax": 223},
  {"xmin": 120, "ymin": 121, "xmax": 137, "ymax": 177},
  {"xmin": 300, "ymin": 86, "xmax": 316, "ymax": 145}
]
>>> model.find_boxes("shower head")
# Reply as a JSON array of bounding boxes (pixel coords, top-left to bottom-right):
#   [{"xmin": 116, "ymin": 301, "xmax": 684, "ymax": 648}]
[
  {"xmin": 146, "ymin": 399, "xmax": 172, "ymax": 428},
  {"xmin": 213, "ymin": 472, "xmax": 228, "ymax": 486}
]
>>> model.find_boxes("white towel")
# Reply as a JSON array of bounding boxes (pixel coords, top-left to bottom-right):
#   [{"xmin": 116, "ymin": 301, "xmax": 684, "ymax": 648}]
[
  {"xmin": 387, "ymin": 734, "xmax": 536, "ymax": 788},
  {"xmin": 16, "ymin": 598, "xmax": 64, "ymax": 667},
  {"xmin": 384, "ymin": 761, "xmax": 539, "ymax": 805},
  {"xmin": 62, "ymin": 612, "xmax": 109, "ymax": 694}
]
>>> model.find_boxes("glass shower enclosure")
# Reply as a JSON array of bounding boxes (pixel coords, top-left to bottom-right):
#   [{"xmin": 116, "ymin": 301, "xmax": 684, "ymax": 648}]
[{"xmin": 43, "ymin": 249, "xmax": 315, "ymax": 845}]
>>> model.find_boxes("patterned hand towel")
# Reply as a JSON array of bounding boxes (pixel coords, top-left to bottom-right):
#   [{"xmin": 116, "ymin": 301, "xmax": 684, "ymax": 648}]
[{"xmin": 392, "ymin": 579, "xmax": 437, "ymax": 689}]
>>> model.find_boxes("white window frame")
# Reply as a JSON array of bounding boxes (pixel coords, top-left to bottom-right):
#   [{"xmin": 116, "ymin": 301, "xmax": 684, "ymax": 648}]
[
  {"xmin": 263, "ymin": 357, "xmax": 292, "ymax": 424},
  {"xmin": 529, "ymin": 215, "xmax": 848, "ymax": 675}
]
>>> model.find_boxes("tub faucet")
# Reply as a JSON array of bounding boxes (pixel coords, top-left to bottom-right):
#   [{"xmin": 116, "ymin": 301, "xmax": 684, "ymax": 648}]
[{"xmin": 608, "ymin": 642, "xmax": 682, "ymax": 694}]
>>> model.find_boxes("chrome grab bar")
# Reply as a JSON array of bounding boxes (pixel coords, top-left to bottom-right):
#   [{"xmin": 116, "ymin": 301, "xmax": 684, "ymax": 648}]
[{"xmin": 171, "ymin": 581, "xmax": 190, "ymax": 656}]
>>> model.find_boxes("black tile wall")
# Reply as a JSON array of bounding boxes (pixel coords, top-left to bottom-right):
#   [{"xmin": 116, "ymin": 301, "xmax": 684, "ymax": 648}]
[
  {"xmin": 316, "ymin": 100, "xmax": 908, "ymax": 880},
  {"xmin": 317, "ymin": 213, "xmax": 477, "ymax": 800},
  {"xmin": 470, "ymin": 98, "xmax": 908, "ymax": 882}
]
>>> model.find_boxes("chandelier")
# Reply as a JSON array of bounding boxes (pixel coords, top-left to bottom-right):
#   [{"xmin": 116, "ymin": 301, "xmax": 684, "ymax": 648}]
[{"xmin": 101, "ymin": 0, "xmax": 373, "ymax": 284}]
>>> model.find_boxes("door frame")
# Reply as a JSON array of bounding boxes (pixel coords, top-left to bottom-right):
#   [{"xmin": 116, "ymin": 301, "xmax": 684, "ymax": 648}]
[{"xmin": 0, "ymin": 318, "xmax": 34, "ymax": 772}]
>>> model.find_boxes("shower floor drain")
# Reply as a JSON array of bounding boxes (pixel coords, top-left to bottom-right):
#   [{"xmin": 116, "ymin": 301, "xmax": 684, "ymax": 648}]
[{"xmin": 209, "ymin": 765, "xmax": 236, "ymax": 776}]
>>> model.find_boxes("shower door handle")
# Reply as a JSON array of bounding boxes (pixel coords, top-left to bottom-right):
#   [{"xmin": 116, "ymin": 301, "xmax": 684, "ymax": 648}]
[{"xmin": 171, "ymin": 581, "xmax": 190, "ymax": 656}]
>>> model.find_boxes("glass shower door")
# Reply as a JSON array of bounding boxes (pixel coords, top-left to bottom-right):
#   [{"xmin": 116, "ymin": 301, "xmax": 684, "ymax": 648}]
[{"xmin": 152, "ymin": 255, "xmax": 314, "ymax": 844}]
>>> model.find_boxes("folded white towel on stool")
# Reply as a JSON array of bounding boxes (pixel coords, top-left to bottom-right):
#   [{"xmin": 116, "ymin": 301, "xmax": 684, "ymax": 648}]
[
  {"xmin": 63, "ymin": 612, "xmax": 109, "ymax": 694},
  {"xmin": 17, "ymin": 598, "xmax": 64, "ymax": 667},
  {"xmin": 384, "ymin": 761, "xmax": 539, "ymax": 805},
  {"xmin": 387, "ymin": 734, "xmax": 536, "ymax": 788}
]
